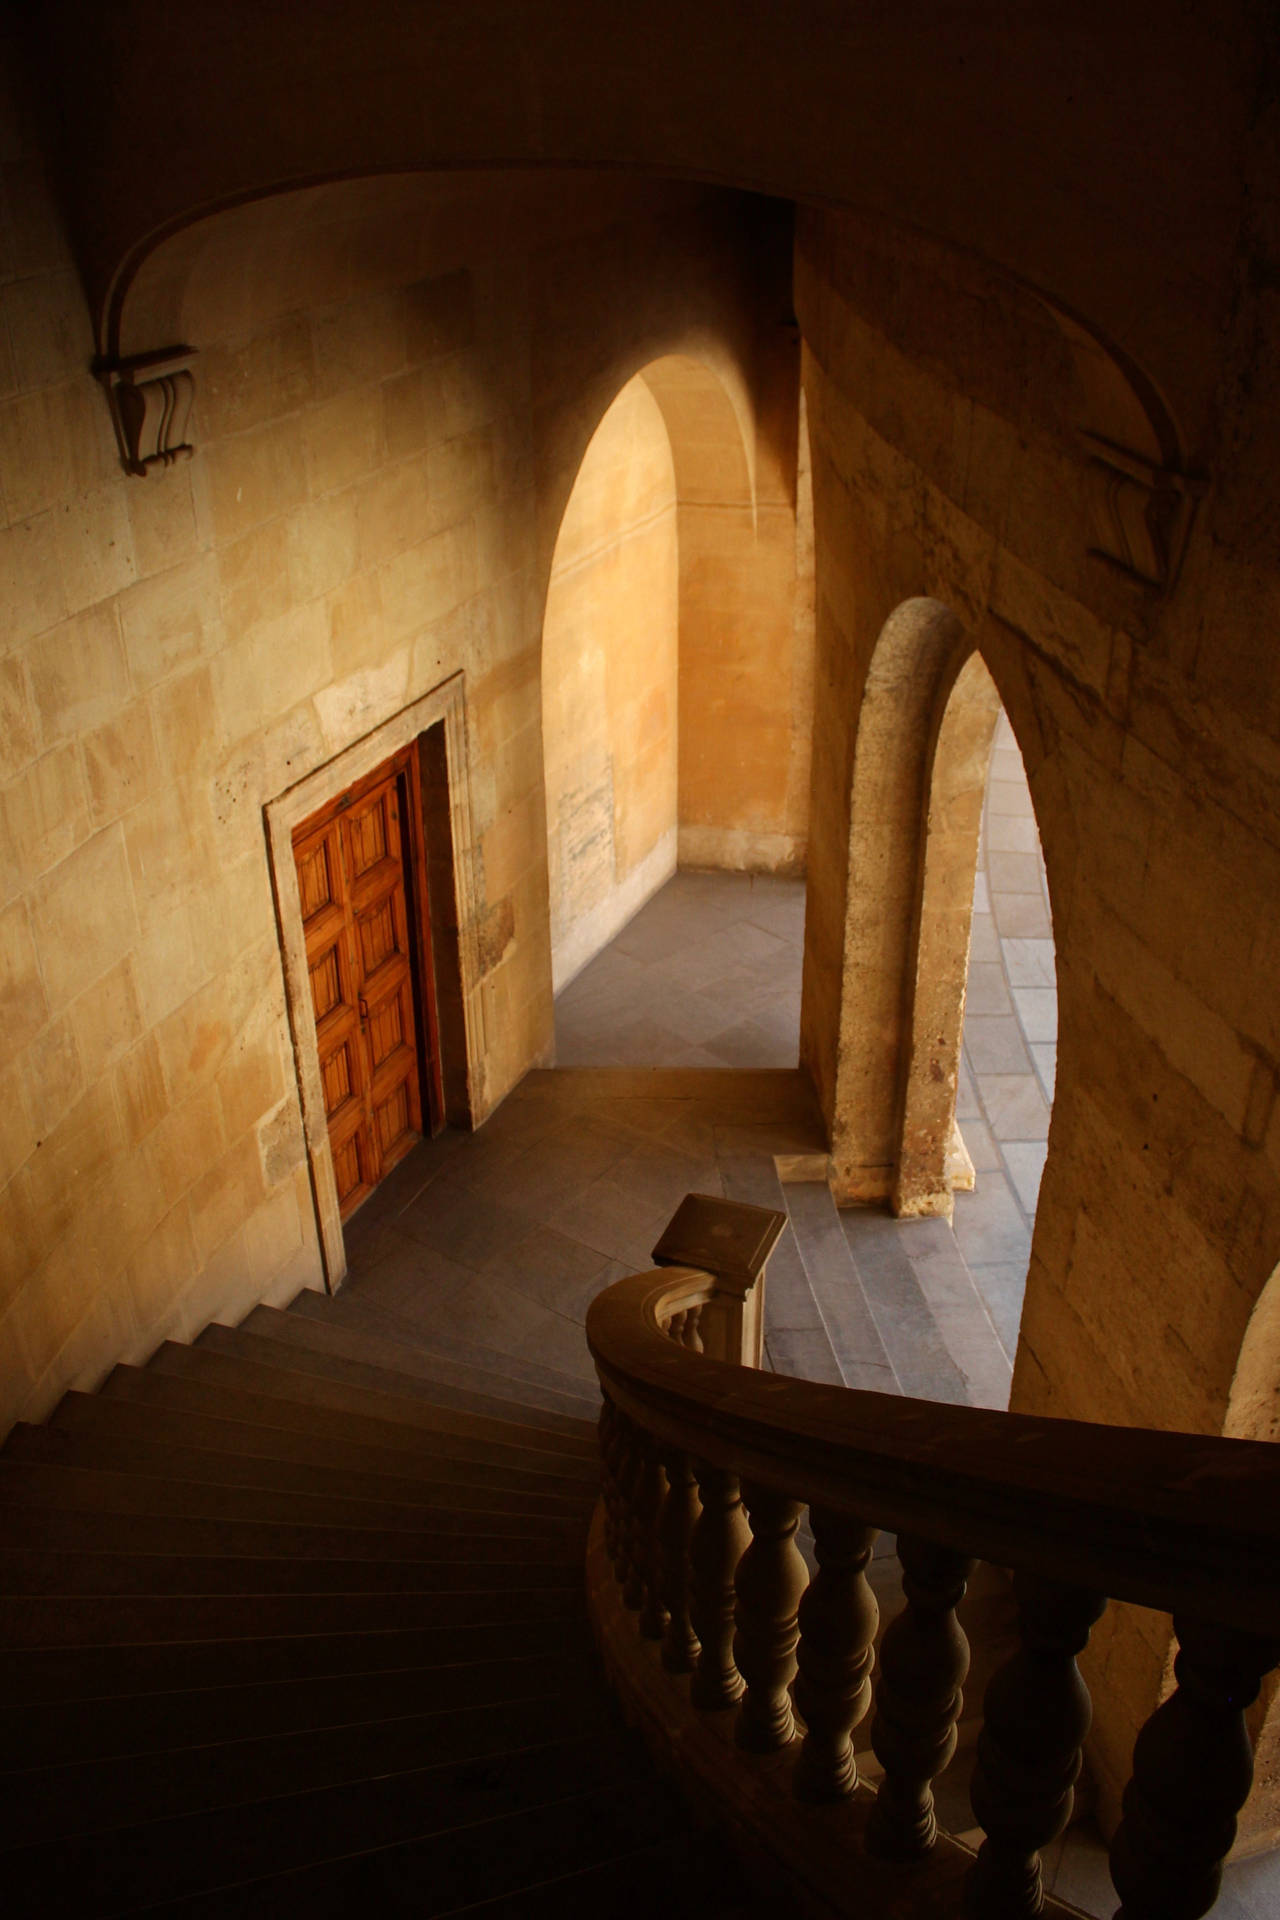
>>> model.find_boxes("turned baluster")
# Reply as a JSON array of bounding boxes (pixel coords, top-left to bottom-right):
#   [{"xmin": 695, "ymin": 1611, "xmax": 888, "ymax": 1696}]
[
  {"xmin": 619, "ymin": 1416, "xmax": 647, "ymax": 1610},
  {"xmin": 793, "ymin": 1507, "xmax": 880, "ymax": 1800},
  {"xmin": 689, "ymin": 1463, "xmax": 750, "ymax": 1709},
  {"xmin": 683, "ymin": 1304, "xmax": 705, "ymax": 1353},
  {"xmin": 1110, "ymin": 1616, "xmax": 1280, "ymax": 1920},
  {"xmin": 598, "ymin": 1393, "xmax": 620, "ymax": 1569},
  {"xmin": 658, "ymin": 1447, "xmax": 701, "ymax": 1671},
  {"xmin": 733, "ymin": 1480, "xmax": 808, "ymax": 1750},
  {"xmin": 966, "ymin": 1575, "xmax": 1107, "ymax": 1918},
  {"xmin": 867, "ymin": 1534, "xmax": 975, "ymax": 1857},
  {"xmin": 667, "ymin": 1309, "xmax": 688, "ymax": 1343},
  {"xmin": 636, "ymin": 1439, "xmax": 670, "ymax": 1640}
]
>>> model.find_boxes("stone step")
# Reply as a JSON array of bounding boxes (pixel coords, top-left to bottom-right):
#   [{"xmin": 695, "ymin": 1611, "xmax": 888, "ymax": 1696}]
[
  {"xmin": 421, "ymin": 1841, "xmax": 776, "ymax": 1920},
  {"xmin": 0, "ymin": 1456, "xmax": 587, "ymax": 1545},
  {"xmin": 143, "ymin": 1342, "xmax": 598, "ymax": 1463},
  {"xmin": 0, "ymin": 1689, "xmax": 617, "ymax": 1845},
  {"xmin": 100, "ymin": 1362, "xmax": 599, "ymax": 1482},
  {"xmin": 136, "ymin": 1778, "xmax": 687, "ymax": 1920},
  {"xmin": 0, "ymin": 1544, "xmax": 582, "ymax": 1599},
  {"xmin": 0, "ymin": 1646, "xmax": 605, "ymax": 1770},
  {"xmin": 0, "ymin": 1578, "xmax": 585, "ymax": 1648},
  {"xmin": 293, "ymin": 1289, "xmax": 602, "ymax": 1408},
  {"xmin": 784, "ymin": 1179, "xmax": 901, "ymax": 1393},
  {"xmin": 0, "ymin": 1499, "xmax": 584, "ymax": 1567},
  {"xmin": 277, "ymin": 1297, "xmax": 602, "ymax": 1418},
  {"xmin": 5, "ymin": 1424, "xmax": 587, "ymax": 1522},
  {"xmin": 0, "ymin": 1731, "xmax": 654, "ymax": 1913},
  {"xmin": 0, "ymin": 1613, "xmax": 587, "ymax": 1705},
  {"xmin": 51, "ymin": 1386, "xmax": 596, "ymax": 1499},
  {"xmin": 230, "ymin": 1309, "xmax": 600, "ymax": 1434}
]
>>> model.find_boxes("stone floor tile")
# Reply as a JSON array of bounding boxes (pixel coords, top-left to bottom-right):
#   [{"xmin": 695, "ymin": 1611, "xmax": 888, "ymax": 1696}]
[
  {"xmin": 1011, "ymin": 986, "xmax": 1057, "ymax": 1042},
  {"xmin": 964, "ymin": 1015, "xmax": 1033, "ymax": 1076},
  {"xmin": 763, "ymin": 1233, "xmax": 829, "ymax": 1334},
  {"xmin": 765, "ymin": 1326, "xmax": 846, "ymax": 1387},
  {"xmin": 605, "ymin": 1140, "xmax": 726, "ymax": 1217},
  {"xmin": 1045, "ymin": 1822, "xmax": 1120, "ymax": 1917},
  {"xmin": 964, "ymin": 1260, "xmax": 1027, "ymax": 1359},
  {"xmin": 547, "ymin": 1176, "xmax": 675, "ymax": 1269},
  {"xmin": 986, "ymin": 811, "xmax": 1039, "ymax": 852},
  {"xmin": 955, "ymin": 1055, "xmax": 982, "ymax": 1120},
  {"xmin": 1030, "ymin": 1042, "xmax": 1057, "ymax": 1099},
  {"xmin": 988, "ymin": 848, "xmax": 1045, "ymax": 894},
  {"xmin": 968, "ymin": 910, "xmax": 1001, "ymax": 963},
  {"xmin": 438, "ymin": 1272, "xmax": 600, "ymax": 1380},
  {"xmin": 972, "ymin": 869, "xmax": 990, "ymax": 913},
  {"xmin": 987, "ymin": 777, "xmax": 1034, "ymax": 816},
  {"xmin": 992, "ymin": 890, "xmax": 1052, "ymax": 937},
  {"xmin": 703, "ymin": 1016, "xmax": 794, "ymax": 1068},
  {"xmin": 957, "ymin": 1115, "xmax": 1002, "ymax": 1172},
  {"xmin": 902, "ymin": 1238, "xmax": 1012, "ymax": 1408},
  {"xmin": 1002, "ymin": 1139, "xmax": 1048, "ymax": 1215},
  {"xmin": 714, "ymin": 1145, "xmax": 789, "ymax": 1212},
  {"xmin": 344, "ymin": 1222, "xmax": 476, "ymax": 1309},
  {"xmin": 1000, "ymin": 935, "xmax": 1056, "ymax": 987},
  {"xmin": 965, "ymin": 961, "xmax": 1015, "ymax": 1017},
  {"xmin": 839, "ymin": 1209, "xmax": 969, "ymax": 1404},
  {"xmin": 1220, "ymin": 1848, "xmax": 1280, "ymax": 1920},
  {"xmin": 951, "ymin": 1173, "xmax": 1032, "ymax": 1274},
  {"xmin": 977, "ymin": 1073, "xmax": 1050, "ymax": 1142},
  {"xmin": 396, "ymin": 1182, "xmax": 537, "ymax": 1269}
]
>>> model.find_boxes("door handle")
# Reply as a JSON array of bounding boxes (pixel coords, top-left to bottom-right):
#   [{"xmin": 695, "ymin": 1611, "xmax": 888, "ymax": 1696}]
[{"xmin": 358, "ymin": 995, "xmax": 369, "ymax": 1023}]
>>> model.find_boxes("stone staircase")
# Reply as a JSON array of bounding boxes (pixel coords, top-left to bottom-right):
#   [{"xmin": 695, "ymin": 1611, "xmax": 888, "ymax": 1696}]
[{"xmin": 0, "ymin": 1294, "xmax": 776, "ymax": 1916}]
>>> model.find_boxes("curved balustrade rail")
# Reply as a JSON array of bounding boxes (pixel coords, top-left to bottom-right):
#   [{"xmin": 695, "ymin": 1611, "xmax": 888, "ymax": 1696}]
[{"xmin": 585, "ymin": 1255, "xmax": 1280, "ymax": 1920}]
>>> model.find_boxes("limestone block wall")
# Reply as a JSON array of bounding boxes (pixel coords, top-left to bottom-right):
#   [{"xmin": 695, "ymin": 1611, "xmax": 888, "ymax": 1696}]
[
  {"xmin": 542, "ymin": 373, "xmax": 679, "ymax": 990},
  {"xmin": 796, "ymin": 200, "xmax": 1280, "ymax": 1836},
  {"xmin": 0, "ymin": 23, "xmax": 791, "ymax": 1433},
  {"xmin": 651, "ymin": 347, "xmax": 813, "ymax": 876}
]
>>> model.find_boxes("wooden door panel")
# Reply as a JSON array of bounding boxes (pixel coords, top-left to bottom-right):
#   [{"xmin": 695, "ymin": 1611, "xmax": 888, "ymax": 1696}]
[
  {"xmin": 319, "ymin": 1030, "xmax": 360, "ymax": 1123},
  {"xmin": 307, "ymin": 939, "xmax": 345, "ymax": 1023},
  {"xmin": 293, "ymin": 746, "xmax": 438, "ymax": 1223},
  {"xmin": 344, "ymin": 787, "xmax": 392, "ymax": 880},
  {"xmin": 365, "ymin": 976, "xmax": 412, "ymax": 1073},
  {"xmin": 356, "ymin": 889, "xmax": 407, "ymax": 981},
  {"xmin": 330, "ymin": 1129, "xmax": 371, "ymax": 1214},
  {"xmin": 373, "ymin": 1079, "xmax": 414, "ymax": 1170}
]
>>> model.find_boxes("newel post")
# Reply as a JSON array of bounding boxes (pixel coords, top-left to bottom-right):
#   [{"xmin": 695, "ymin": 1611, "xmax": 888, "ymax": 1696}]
[{"xmin": 652, "ymin": 1192, "xmax": 786, "ymax": 1368}]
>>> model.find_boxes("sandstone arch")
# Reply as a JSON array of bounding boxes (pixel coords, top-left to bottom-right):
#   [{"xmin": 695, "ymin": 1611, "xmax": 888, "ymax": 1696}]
[{"xmin": 541, "ymin": 347, "xmax": 810, "ymax": 990}]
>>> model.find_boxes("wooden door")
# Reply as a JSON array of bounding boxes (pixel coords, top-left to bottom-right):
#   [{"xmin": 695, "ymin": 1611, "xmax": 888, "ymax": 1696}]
[{"xmin": 292, "ymin": 746, "xmax": 441, "ymax": 1220}]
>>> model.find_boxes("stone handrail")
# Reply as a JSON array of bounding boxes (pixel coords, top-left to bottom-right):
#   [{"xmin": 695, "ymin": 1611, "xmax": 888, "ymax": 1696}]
[{"xmin": 585, "ymin": 1249, "xmax": 1280, "ymax": 1920}]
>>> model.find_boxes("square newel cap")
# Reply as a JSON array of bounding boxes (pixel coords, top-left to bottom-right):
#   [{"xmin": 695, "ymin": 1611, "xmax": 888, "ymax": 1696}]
[{"xmin": 652, "ymin": 1193, "xmax": 786, "ymax": 1297}]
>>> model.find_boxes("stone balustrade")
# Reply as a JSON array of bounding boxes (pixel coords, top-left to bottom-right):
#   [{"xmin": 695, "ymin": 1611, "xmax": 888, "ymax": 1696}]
[{"xmin": 586, "ymin": 1203, "xmax": 1280, "ymax": 1920}]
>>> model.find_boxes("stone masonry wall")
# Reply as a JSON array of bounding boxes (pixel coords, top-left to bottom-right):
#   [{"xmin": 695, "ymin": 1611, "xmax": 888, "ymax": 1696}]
[
  {"xmin": 796, "ymin": 199, "xmax": 1280, "ymax": 1835},
  {"xmin": 542, "ymin": 373, "xmax": 678, "ymax": 989},
  {"xmin": 0, "ymin": 26, "xmax": 790, "ymax": 1432}
]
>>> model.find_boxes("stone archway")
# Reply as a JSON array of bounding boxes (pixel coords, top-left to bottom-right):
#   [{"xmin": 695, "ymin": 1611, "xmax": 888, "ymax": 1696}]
[
  {"xmin": 826, "ymin": 597, "xmax": 980, "ymax": 1208},
  {"xmin": 540, "ymin": 349, "xmax": 808, "ymax": 996},
  {"xmin": 894, "ymin": 650, "xmax": 1003, "ymax": 1218}
]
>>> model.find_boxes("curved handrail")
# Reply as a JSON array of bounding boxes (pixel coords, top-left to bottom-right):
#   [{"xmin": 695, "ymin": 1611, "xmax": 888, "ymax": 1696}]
[{"xmin": 586, "ymin": 1267, "xmax": 1280, "ymax": 1636}]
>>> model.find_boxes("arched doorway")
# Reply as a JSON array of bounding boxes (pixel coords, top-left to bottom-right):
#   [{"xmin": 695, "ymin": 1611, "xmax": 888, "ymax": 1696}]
[
  {"xmin": 825, "ymin": 597, "xmax": 1059, "ymax": 1404},
  {"xmin": 541, "ymin": 351, "xmax": 813, "ymax": 1067}
]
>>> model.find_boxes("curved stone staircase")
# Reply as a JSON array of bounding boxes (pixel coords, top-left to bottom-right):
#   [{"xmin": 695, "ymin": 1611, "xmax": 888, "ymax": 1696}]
[{"xmin": 0, "ymin": 1294, "xmax": 775, "ymax": 1917}]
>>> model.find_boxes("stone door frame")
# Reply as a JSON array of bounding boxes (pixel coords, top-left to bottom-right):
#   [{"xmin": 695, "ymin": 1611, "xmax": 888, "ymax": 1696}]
[{"xmin": 265, "ymin": 671, "xmax": 483, "ymax": 1291}]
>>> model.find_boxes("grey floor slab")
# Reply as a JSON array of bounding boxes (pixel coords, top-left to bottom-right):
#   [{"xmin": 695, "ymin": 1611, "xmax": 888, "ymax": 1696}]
[
  {"xmin": 837, "ymin": 1209, "xmax": 969, "ymax": 1404},
  {"xmin": 341, "ymin": 741, "xmax": 1061, "ymax": 1413}
]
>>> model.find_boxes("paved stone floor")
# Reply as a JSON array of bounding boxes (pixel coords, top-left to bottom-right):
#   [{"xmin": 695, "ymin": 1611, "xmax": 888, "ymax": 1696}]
[
  {"xmin": 336, "ymin": 717, "xmax": 1278, "ymax": 1918},
  {"xmin": 551, "ymin": 708, "xmax": 1053, "ymax": 1406}
]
